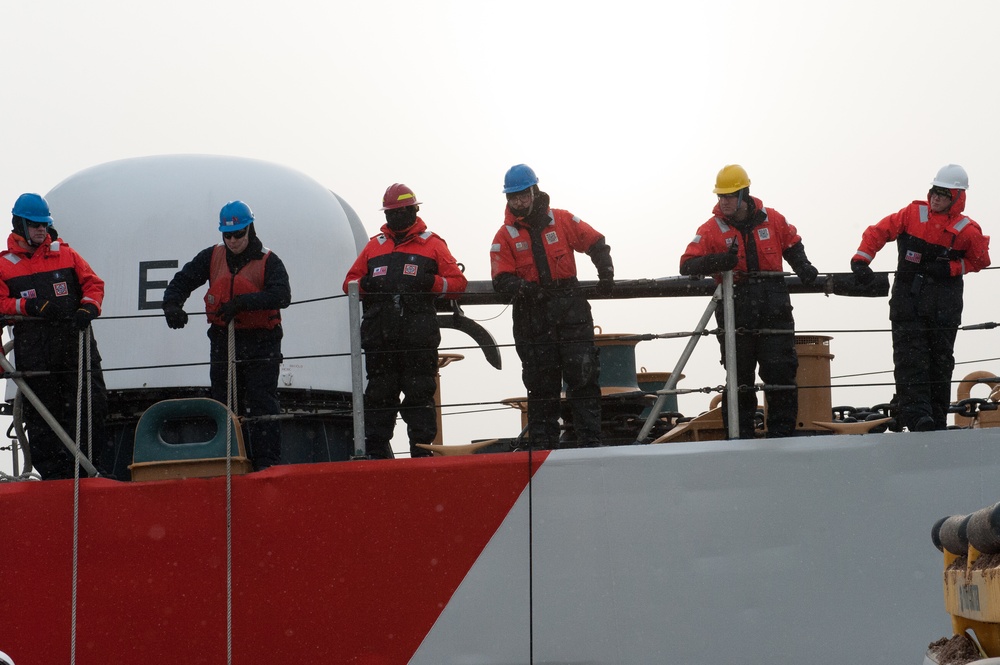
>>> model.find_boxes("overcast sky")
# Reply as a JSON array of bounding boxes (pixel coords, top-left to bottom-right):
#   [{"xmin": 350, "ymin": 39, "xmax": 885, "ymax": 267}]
[{"xmin": 3, "ymin": 0, "xmax": 1000, "ymax": 464}]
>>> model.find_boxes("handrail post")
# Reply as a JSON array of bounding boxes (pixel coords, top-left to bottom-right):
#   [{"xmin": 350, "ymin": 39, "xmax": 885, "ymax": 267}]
[
  {"xmin": 722, "ymin": 270, "xmax": 740, "ymax": 440},
  {"xmin": 348, "ymin": 281, "xmax": 366, "ymax": 459}
]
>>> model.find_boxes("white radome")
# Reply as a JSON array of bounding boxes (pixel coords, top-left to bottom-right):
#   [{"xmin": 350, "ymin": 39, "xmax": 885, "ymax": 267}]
[{"xmin": 28, "ymin": 154, "xmax": 367, "ymax": 397}]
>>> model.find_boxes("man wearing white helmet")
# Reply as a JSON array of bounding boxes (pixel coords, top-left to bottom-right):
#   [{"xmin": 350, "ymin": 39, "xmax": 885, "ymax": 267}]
[
  {"xmin": 161, "ymin": 200, "xmax": 291, "ymax": 470},
  {"xmin": 851, "ymin": 164, "xmax": 991, "ymax": 432}
]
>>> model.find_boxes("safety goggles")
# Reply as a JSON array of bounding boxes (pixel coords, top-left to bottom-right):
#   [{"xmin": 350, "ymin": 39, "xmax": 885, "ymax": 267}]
[
  {"xmin": 929, "ymin": 186, "xmax": 952, "ymax": 199},
  {"xmin": 506, "ymin": 190, "xmax": 533, "ymax": 206},
  {"xmin": 223, "ymin": 228, "xmax": 248, "ymax": 240},
  {"xmin": 25, "ymin": 220, "xmax": 50, "ymax": 229}
]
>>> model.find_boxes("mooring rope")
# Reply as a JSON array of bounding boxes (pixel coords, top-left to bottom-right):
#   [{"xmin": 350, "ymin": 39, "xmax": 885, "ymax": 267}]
[
  {"xmin": 70, "ymin": 327, "xmax": 92, "ymax": 664},
  {"xmin": 225, "ymin": 320, "xmax": 236, "ymax": 665}
]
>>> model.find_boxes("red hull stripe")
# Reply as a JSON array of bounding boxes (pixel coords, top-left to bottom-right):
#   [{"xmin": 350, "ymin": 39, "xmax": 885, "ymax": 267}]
[{"xmin": 1, "ymin": 452, "xmax": 548, "ymax": 664}]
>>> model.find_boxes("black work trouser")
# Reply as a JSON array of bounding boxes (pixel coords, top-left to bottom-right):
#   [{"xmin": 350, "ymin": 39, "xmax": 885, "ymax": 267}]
[
  {"xmin": 22, "ymin": 340, "xmax": 109, "ymax": 480},
  {"xmin": 363, "ymin": 345, "xmax": 439, "ymax": 459},
  {"xmin": 716, "ymin": 283, "xmax": 798, "ymax": 439},
  {"xmin": 513, "ymin": 295, "xmax": 602, "ymax": 449},
  {"xmin": 889, "ymin": 275, "xmax": 963, "ymax": 431},
  {"xmin": 892, "ymin": 320, "xmax": 958, "ymax": 430},
  {"xmin": 209, "ymin": 326, "xmax": 283, "ymax": 470},
  {"xmin": 717, "ymin": 327, "xmax": 798, "ymax": 438}
]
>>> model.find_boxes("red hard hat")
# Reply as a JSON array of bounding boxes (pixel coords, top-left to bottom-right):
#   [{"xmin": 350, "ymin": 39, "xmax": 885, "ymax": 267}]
[{"xmin": 380, "ymin": 183, "xmax": 422, "ymax": 210}]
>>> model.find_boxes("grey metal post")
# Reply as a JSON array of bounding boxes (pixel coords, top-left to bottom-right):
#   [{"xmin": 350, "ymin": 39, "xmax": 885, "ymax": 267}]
[
  {"xmin": 0, "ymin": 352, "xmax": 98, "ymax": 477},
  {"xmin": 347, "ymin": 281, "xmax": 366, "ymax": 458},
  {"xmin": 722, "ymin": 270, "xmax": 739, "ymax": 439},
  {"xmin": 635, "ymin": 284, "xmax": 722, "ymax": 442}
]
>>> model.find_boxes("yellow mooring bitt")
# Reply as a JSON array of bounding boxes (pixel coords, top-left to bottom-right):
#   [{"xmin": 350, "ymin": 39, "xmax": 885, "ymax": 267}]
[{"xmin": 933, "ymin": 504, "xmax": 1000, "ymax": 657}]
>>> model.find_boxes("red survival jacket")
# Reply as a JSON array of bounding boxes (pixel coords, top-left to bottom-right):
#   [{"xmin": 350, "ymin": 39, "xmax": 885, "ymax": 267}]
[
  {"xmin": 853, "ymin": 190, "xmax": 991, "ymax": 277},
  {"xmin": 490, "ymin": 207, "xmax": 605, "ymax": 284},
  {"xmin": 0, "ymin": 232, "xmax": 104, "ymax": 318},
  {"xmin": 679, "ymin": 197, "xmax": 802, "ymax": 281},
  {"xmin": 205, "ymin": 244, "xmax": 281, "ymax": 329},
  {"xmin": 343, "ymin": 217, "xmax": 467, "ymax": 296},
  {"xmin": 0, "ymin": 232, "xmax": 105, "ymax": 370}
]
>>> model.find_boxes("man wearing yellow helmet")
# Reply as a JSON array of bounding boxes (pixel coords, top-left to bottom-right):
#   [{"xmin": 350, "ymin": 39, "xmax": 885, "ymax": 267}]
[{"xmin": 679, "ymin": 165, "xmax": 818, "ymax": 439}]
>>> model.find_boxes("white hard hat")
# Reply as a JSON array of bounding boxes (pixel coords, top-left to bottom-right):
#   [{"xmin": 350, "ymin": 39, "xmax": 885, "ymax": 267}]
[
  {"xmin": 0, "ymin": 649, "xmax": 14, "ymax": 665},
  {"xmin": 931, "ymin": 164, "xmax": 969, "ymax": 190}
]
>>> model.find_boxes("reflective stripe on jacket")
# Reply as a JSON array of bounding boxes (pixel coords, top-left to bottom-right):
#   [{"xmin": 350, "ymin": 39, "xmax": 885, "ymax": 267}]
[
  {"xmin": 490, "ymin": 208, "xmax": 604, "ymax": 283},
  {"xmin": 853, "ymin": 192, "xmax": 991, "ymax": 277},
  {"xmin": 679, "ymin": 197, "xmax": 802, "ymax": 280}
]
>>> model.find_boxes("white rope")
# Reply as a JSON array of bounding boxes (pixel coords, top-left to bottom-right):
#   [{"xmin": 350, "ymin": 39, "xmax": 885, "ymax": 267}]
[
  {"xmin": 70, "ymin": 329, "xmax": 86, "ymax": 665},
  {"xmin": 225, "ymin": 320, "xmax": 236, "ymax": 665},
  {"xmin": 69, "ymin": 326, "xmax": 95, "ymax": 664}
]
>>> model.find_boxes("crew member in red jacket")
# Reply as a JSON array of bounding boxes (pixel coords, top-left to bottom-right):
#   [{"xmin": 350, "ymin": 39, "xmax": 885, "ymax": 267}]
[
  {"xmin": 490, "ymin": 164, "xmax": 614, "ymax": 449},
  {"xmin": 850, "ymin": 164, "xmax": 990, "ymax": 432},
  {"xmin": 680, "ymin": 165, "xmax": 818, "ymax": 439},
  {"xmin": 343, "ymin": 184, "xmax": 467, "ymax": 459},
  {"xmin": 162, "ymin": 200, "xmax": 291, "ymax": 471},
  {"xmin": 0, "ymin": 193, "xmax": 110, "ymax": 479}
]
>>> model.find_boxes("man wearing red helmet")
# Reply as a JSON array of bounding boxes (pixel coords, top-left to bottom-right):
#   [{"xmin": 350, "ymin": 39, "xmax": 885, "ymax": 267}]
[
  {"xmin": 850, "ymin": 164, "xmax": 991, "ymax": 432},
  {"xmin": 680, "ymin": 165, "xmax": 818, "ymax": 440},
  {"xmin": 343, "ymin": 184, "xmax": 467, "ymax": 459},
  {"xmin": 161, "ymin": 200, "xmax": 291, "ymax": 471},
  {"xmin": 490, "ymin": 164, "xmax": 614, "ymax": 449}
]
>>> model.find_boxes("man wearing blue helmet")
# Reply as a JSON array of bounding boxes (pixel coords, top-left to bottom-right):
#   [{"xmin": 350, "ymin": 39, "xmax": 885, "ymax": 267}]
[
  {"xmin": 0, "ymin": 193, "xmax": 111, "ymax": 479},
  {"xmin": 161, "ymin": 200, "xmax": 291, "ymax": 471},
  {"xmin": 490, "ymin": 164, "xmax": 615, "ymax": 449}
]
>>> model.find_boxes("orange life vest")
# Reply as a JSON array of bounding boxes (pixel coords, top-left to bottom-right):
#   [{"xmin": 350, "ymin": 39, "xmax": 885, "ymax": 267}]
[{"xmin": 205, "ymin": 245, "xmax": 281, "ymax": 329}]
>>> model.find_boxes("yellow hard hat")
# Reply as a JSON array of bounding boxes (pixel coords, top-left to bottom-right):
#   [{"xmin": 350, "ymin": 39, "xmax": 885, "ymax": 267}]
[{"xmin": 713, "ymin": 164, "xmax": 751, "ymax": 194}]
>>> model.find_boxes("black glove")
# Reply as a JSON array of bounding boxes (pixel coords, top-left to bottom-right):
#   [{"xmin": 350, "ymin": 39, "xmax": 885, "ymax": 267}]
[
  {"xmin": 163, "ymin": 304, "xmax": 188, "ymax": 329},
  {"xmin": 923, "ymin": 258, "xmax": 952, "ymax": 280},
  {"xmin": 850, "ymin": 259, "xmax": 875, "ymax": 285},
  {"xmin": 74, "ymin": 303, "xmax": 99, "ymax": 330},
  {"xmin": 25, "ymin": 298, "xmax": 59, "ymax": 320},
  {"xmin": 407, "ymin": 270, "xmax": 436, "ymax": 292},
  {"xmin": 596, "ymin": 273, "xmax": 615, "ymax": 296},
  {"xmin": 702, "ymin": 245, "xmax": 739, "ymax": 273},
  {"xmin": 795, "ymin": 263, "xmax": 819, "ymax": 286},
  {"xmin": 217, "ymin": 297, "xmax": 246, "ymax": 324},
  {"xmin": 517, "ymin": 280, "xmax": 548, "ymax": 304},
  {"xmin": 359, "ymin": 275, "xmax": 387, "ymax": 293}
]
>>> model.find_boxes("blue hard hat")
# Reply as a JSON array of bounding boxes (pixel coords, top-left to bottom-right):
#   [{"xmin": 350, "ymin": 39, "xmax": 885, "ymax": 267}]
[
  {"xmin": 11, "ymin": 193, "xmax": 53, "ymax": 224},
  {"xmin": 503, "ymin": 164, "xmax": 539, "ymax": 194},
  {"xmin": 218, "ymin": 200, "xmax": 254, "ymax": 232}
]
